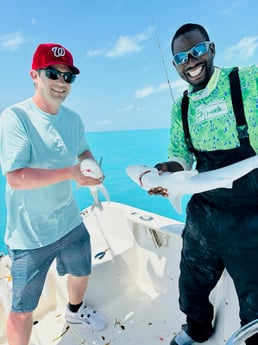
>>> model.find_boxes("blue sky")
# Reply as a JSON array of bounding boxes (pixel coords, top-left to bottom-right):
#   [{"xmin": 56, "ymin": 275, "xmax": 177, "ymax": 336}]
[{"xmin": 0, "ymin": 0, "xmax": 257, "ymax": 132}]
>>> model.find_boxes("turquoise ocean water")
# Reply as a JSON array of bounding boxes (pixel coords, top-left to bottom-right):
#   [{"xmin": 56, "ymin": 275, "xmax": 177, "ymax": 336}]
[{"xmin": 0, "ymin": 128, "xmax": 188, "ymax": 254}]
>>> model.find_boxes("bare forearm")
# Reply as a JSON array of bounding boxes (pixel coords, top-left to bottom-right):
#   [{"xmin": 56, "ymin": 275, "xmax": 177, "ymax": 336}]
[
  {"xmin": 6, "ymin": 151, "xmax": 101, "ymax": 190},
  {"xmin": 6, "ymin": 167, "xmax": 72, "ymax": 190}
]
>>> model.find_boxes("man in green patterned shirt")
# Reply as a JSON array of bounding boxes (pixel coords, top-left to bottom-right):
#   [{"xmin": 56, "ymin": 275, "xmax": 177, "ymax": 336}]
[{"xmin": 150, "ymin": 23, "xmax": 258, "ymax": 345}]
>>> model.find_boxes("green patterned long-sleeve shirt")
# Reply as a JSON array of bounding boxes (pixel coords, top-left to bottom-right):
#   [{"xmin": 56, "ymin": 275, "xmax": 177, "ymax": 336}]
[{"xmin": 168, "ymin": 65, "xmax": 258, "ymax": 170}]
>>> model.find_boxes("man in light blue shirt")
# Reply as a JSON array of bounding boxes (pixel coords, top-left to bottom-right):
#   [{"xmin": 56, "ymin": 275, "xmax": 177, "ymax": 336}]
[{"xmin": 0, "ymin": 43, "xmax": 107, "ymax": 345}]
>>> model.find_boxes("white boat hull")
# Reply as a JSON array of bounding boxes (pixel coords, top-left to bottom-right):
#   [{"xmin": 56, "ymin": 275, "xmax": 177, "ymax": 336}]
[{"xmin": 0, "ymin": 202, "xmax": 242, "ymax": 344}]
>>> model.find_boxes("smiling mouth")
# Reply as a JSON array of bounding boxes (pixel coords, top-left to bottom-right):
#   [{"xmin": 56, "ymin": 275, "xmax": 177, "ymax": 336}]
[
  {"xmin": 53, "ymin": 88, "xmax": 66, "ymax": 93},
  {"xmin": 187, "ymin": 65, "xmax": 204, "ymax": 78}
]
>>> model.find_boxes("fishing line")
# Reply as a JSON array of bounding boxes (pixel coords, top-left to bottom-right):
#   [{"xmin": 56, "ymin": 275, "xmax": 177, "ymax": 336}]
[{"xmin": 150, "ymin": 15, "xmax": 175, "ymax": 103}]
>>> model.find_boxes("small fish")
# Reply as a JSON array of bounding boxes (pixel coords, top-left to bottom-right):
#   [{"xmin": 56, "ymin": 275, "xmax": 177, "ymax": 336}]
[
  {"xmin": 52, "ymin": 325, "xmax": 70, "ymax": 341},
  {"xmin": 126, "ymin": 155, "xmax": 258, "ymax": 214},
  {"xmin": 80, "ymin": 158, "xmax": 110, "ymax": 211},
  {"xmin": 94, "ymin": 248, "xmax": 110, "ymax": 260}
]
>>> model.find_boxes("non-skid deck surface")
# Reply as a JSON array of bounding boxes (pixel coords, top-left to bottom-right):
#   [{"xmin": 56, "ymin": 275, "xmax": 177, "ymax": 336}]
[{"xmin": 28, "ymin": 279, "xmax": 183, "ymax": 345}]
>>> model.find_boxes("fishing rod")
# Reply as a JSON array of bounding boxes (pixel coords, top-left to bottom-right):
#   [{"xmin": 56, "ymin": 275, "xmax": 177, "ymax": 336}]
[{"xmin": 151, "ymin": 17, "xmax": 175, "ymax": 103}]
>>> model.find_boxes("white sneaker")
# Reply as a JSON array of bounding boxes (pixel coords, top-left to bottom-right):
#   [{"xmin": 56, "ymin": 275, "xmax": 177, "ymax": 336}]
[{"xmin": 65, "ymin": 304, "xmax": 107, "ymax": 331}]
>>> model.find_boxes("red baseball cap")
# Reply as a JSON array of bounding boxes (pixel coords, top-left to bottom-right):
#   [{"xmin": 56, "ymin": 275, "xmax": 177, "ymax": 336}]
[{"xmin": 32, "ymin": 43, "xmax": 80, "ymax": 74}]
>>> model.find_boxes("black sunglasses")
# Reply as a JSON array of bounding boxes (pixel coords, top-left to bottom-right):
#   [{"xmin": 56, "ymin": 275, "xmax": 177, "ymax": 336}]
[{"xmin": 42, "ymin": 67, "xmax": 76, "ymax": 84}]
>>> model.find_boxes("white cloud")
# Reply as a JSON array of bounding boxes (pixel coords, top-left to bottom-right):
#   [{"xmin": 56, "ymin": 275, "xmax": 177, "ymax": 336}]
[
  {"xmin": 86, "ymin": 29, "xmax": 151, "ymax": 59},
  {"xmin": 122, "ymin": 104, "xmax": 134, "ymax": 111},
  {"xmin": 86, "ymin": 48, "xmax": 103, "ymax": 57},
  {"xmin": 158, "ymin": 82, "xmax": 170, "ymax": 92},
  {"xmin": 105, "ymin": 33, "xmax": 148, "ymax": 58},
  {"xmin": 224, "ymin": 36, "xmax": 258, "ymax": 61},
  {"xmin": 171, "ymin": 79, "xmax": 188, "ymax": 93},
  {"xmin": 134, "ymin": 78, "xmax": 188, "ymax": 100},
  {"xmin": 134, "ymin": 85, "xmax": 155, "ymax": 98},
  {"xmin": 0, "ymin": 32, "xmax": 26, "ymax": 51},
  {"xmin": 116, "ymin": 104, "xmax": 134, "ymax": 112},
  {"xmin": 115, "ymin": 104, "xmax": 147, "ymax": 114}
]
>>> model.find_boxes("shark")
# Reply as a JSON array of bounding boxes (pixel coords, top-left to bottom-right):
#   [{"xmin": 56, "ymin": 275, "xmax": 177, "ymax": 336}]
[
  {"xmin": 80, "ymin": 158, "xmax": 110, "ymax": 211},
  {"xmin": 126, "ymin": 155, "xmax": 258, "ymax": 214}
]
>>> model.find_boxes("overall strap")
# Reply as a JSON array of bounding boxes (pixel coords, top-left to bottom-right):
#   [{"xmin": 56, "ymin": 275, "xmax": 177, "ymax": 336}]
[
  {"xmin": 181, "ymin": 90, "xmax": 196, "ymax": 153},
  {"xmin": 228, "ymin": 67, "xmax": 250, "ymax": 143},
  {"xmin": 181, "ymin": 67, "xmax": 250, "ymax": 154}
]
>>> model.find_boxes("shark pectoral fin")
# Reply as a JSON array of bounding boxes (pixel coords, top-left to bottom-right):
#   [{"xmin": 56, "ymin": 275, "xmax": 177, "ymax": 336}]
[
  {"xmin": 168, "ymin": 194, "xmax": 183, "ymax": 214},
  {"xmin": 98, "ymin": 184, "xmax": 110, "ymax": 203}
]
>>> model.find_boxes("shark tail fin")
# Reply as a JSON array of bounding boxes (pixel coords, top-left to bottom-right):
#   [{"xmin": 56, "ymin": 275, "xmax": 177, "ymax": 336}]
[
  {"xmin": 98, "ymin": 184, "xmax": 110, "ymax": 203},
  {"xmin": 168, "ymin": 194, "xmax": 183, "ymax": 214},
  {"xmin": 91, "ymin": 199, "xmax": 103, "ymax": 212}
]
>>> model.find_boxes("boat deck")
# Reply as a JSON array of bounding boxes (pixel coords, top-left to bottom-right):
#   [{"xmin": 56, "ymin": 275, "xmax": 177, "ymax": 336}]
[{"xmin": 0, "ymin": 202, "xmax": 240, "ymax": 344}]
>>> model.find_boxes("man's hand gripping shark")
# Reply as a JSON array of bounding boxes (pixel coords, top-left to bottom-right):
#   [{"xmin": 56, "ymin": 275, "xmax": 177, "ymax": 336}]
[
  {"xmin": 126, "ymin": 155, "xmax": 258, "ymax": 214},
  {"xmin": 79, "ymin": 158, "xmax": 110, "ymax": 211}
]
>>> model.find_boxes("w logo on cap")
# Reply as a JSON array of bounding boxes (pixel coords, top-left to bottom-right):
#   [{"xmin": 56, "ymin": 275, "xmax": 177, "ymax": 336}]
[
  {"xmin": 52, "ymin": 46, "xmax": 66, "ymax": 57},
  {"xmin": 32, "ymin": 43, "xmax": 80, "ymax": 74}
]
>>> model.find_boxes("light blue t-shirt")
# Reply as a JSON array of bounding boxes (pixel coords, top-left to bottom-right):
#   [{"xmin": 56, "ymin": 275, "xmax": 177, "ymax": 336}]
[{"xmin": 0, "ymin": 98, "xmax": 90, "ymax": 249}]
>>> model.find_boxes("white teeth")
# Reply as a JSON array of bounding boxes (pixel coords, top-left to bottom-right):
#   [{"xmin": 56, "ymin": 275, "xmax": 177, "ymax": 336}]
[
  {"xmin": 188, "ymin": 66, "xmax": 202, "ymax": 77},
  {"xmin": 53, "ymin": 88, "xmax": 65, "ymax": 93}
]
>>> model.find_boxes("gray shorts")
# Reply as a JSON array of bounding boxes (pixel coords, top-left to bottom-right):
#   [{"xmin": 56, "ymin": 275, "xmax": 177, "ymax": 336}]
[{"xmin": 8, "ymin": 222, "xmax": 91, "ymax": 312}]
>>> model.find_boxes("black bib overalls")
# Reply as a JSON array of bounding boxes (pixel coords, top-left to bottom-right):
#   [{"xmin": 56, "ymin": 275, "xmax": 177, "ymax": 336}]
[{"xmin": 178, "ymin": 69, "xmax": 258, "ymax": 344}]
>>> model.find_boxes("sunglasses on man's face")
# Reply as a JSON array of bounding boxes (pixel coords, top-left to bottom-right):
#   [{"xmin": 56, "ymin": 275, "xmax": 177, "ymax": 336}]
[
  {"xmin": 42, "ymin": 68, "xmax": 76, "ymax": 84},
  {"xmin": 173, "ymin": 41, "xmax": 211, "ymax": 66}
]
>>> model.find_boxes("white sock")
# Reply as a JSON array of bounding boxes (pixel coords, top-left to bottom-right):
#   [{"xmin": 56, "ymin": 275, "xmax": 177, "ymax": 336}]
[{"xmin": 175, "ymin": 330, "xmax": 194, "ymax": 344}]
